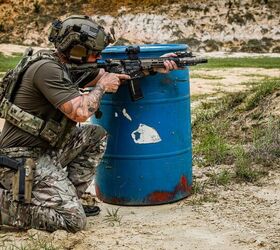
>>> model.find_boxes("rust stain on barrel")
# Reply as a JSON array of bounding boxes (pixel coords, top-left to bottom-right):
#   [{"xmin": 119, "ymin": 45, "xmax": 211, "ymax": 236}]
[{"xmin": 146, "ymin": 176, "xmax": 192, "ymax": 203}]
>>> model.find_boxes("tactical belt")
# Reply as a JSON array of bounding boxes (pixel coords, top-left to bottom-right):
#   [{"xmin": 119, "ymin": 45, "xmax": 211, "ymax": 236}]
[{"xmin": 0, "ymin": 98, "xmax": 66, "ymax": 147}]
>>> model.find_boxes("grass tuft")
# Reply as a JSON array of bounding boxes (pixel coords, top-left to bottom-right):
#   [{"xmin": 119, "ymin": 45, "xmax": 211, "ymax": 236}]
[
  {"xmin": 1, "ymin": 233, "xmax": 60, "ymax": 250},
  {"xmin": 210, "ymin": 169, "xmax": 232, "ymax": 186},
  {"xmin": 233, "ymin": 146, "xmax": 259, "ymax": 182},
  {"xmin": 103, "ymin": 207, "xmax": 123, "ymax": 226},
  {"xmin": 190, "ymin": 73, "xmax": 225, "ymax": 80},
  {"xmin": 244, "ymin": 78, "xmax": 280, "ymax": 110},
  {"xmin": 250, "ymin": 119, "xmax": 280, "ymax": 165},
  {"xmin": 194, "ymin": 123, "xmax": 230, "ymax": 166}
]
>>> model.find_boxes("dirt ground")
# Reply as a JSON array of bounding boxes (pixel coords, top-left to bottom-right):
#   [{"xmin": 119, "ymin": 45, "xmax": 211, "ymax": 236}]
[
  {"xmin": 190, "ymin": 68, "xmax": 280, "ymax": 95},
  {"xmin": 0, "ymin": 48, "xmax": 279, "ymax": 250}
]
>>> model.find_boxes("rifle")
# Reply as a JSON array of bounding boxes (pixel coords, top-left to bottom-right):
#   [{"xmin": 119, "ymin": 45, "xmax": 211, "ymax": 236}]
[{"xmin": 68, "ymin": 46, "xmax": 208, "ymax": 101}]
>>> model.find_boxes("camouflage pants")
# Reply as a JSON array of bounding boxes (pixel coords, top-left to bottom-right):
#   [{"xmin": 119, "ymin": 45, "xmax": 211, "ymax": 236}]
[{"xmin": 0, "ymin": 124, "xmax": 107, "ymax": 232}]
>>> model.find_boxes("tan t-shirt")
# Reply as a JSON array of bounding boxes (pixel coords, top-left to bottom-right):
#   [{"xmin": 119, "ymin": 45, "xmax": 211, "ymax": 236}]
[{"xmin": 0, "ymin": 59, "xmax": 80, "ymax": 148}]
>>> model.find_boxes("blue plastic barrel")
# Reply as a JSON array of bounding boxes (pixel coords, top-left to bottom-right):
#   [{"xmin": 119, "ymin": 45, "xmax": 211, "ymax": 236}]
[{"xmin": 92, "ymin": 44, "xmax": 192, "ymax": 205}]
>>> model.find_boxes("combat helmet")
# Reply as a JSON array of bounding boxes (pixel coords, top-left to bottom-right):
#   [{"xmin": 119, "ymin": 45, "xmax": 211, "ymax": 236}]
[{"xmin": 48, "ymin": 15, "xmax": 113, "ymax": 63}]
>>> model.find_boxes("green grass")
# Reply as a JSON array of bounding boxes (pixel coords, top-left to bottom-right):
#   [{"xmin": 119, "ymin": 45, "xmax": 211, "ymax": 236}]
[
  {"xmin": 103, "ymin": 207, "xmax": 123, "ymax": 226},
  {"xmin": 197, "ymin": 57, "xmax": 280, "ymax": 69},
  {"xmin": 242, "ymin": 73, "xmax": 269, "ymax": 78},
  {"xmin": 193, "ymin": 77, "xmax": 279, "ymax": 179},
  {"xmin": 193, "ymin": 123, "xmax": 231, "ymax": 166},
  {"xmin": 244, "ymin": 78, "xmax": 280, "ymax": 110},
  {"xmin": 0, "ymin": 53, "xmax": 22, "ymax": 72},
  {"xmin": 190, "ymin": 73, "xmax": 225, "ymax": 80},
  {"xmin": 187, "ymin": 192, "xmax": 218, "ymax": 205},
  {"xmin": 1, "ymin": 233, "xmax": 60, "ymax": 250},
  {"xmin": 233, "ymin": 146, "xmax": 259, "ymax": 182},
  {"xmin": 250, "ymin": 119, "xmax": 280, "ymax": 165},
  {"xmin": 191, "ymin": 93, "xmax": 216, "ymax": 102},
  {"xmin": 210, "ymin": 169, "xmax": 232, "ymax": 186},
  {"xmin": 191, "ymin": 178, "xmax": 209, "ymax": 195}
]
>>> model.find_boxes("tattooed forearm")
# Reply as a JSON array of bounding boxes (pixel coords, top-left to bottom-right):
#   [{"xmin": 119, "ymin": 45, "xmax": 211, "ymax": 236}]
[{"xmin": 59, "ymin": 85, "xmax": 105, "ymax": 122}]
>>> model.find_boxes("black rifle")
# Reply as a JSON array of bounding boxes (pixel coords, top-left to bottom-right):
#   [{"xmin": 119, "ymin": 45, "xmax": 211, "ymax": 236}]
[{"xmin": 68, "ymin": 46, "xmax": 208, "ymax": 101}]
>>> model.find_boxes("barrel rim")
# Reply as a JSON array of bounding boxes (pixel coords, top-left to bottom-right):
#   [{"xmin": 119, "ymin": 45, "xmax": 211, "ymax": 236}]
[{"xmin": 102, "ymin": 44, "xmax": 188, "ymax": 54}]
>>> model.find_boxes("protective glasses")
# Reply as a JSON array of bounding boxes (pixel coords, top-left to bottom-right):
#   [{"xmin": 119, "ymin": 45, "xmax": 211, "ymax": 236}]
[{"xmin": 69, "ymin": 45, "xmax": 101, "ymax": 63}]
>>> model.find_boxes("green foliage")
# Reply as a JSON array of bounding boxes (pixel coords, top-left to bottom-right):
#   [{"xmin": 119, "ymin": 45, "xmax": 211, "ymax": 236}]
[
  {"xmin": 190, "ymin": 73, "xmax": 224, "ymax": 80},
  {"xmin": 244, "ymin": 12, "xmax": 256, "ymax": 22},
  {"xmin": 233, "ymin": 146, "xmax": 259, "ymax": 182},
  {"xmin": 227, "ymin": 13, "xmax": 246, "ymax": 26},
  {"xmin": 193, "ymin": 92, "xmax": 247, "ymax": 127},
  {"xmin": 0, "ymin": 53, "xmax": 22, "ymax": 72},
  {"xmin": 194, "ymin": 123, "xmax": 230, "ymax": 166},
  {"xmin": 188, "ymin": 192, "xmax": 218, "ymax": 205},
  {"xmin": 192, "ymin": 90, "xmax": 252, "ymax": 167},
  {"xmin": 168, "ymin": 37, "xmax": 199, "ymax": 46},
  {"xmin": 241, "ymin": 39, "xmax": 271, "ymax": 53},
  {"xmin": 242, "ymin": 73, "xmax": 268, "ymax": 78},
  {"xmin": 191, "ymin": 179, "xmax": 204, "ymax": 195},
  {"xmin": 0, "ymin": 23, "xmax": 5, "ymax": 32},
  {"xmin": 193, "ymin": 107, "xmax": 218, "ymax": 126},
  {"xmin": 180, "ymin": 4, "xmax": 204, "ymax": 12},
  {"xmin": 193, "ymin": 76, "xmax": 279, "ymax": 181},
  {"xmin": 250, "ymin": 119, "xmax": 280, "ymax": 165},
  {"xmin": 244, "ymin": 78, "xmax": 280, "ymax": 110},
  {"xmin": 114, "ymin": 37, "xmax": 131, "ymax": 45},
  {"xmin": 33, "ymin": 1, "xmax": 41, "ymax": 13},
  {"xmin": 103, "ymin": 207, "xmax": 123, "ymax": 226},
  {"xmin": 188, "ymin": 179, "xmax": 218, "ymax": 205},
  {"xmin": 1, "ymin": 233, "xmax": 60, "ymax": 250},
  {"xmin": 197, "ymin": 57, "xmax": 280, "ymax": 69},
  {"xmin": 204, "ymin": 39, "xmax": 222, "ymax": 52},
  {"xmin": 210, "ymin": 169, "xmax": 232, "ymax": 186},
  {"xmin": 272, "ymin": 46, "xmax": 280, "ymax": 53},
  {"xmin": 190, "ymin": 93, "xmax": 213, "ymax": 102}
]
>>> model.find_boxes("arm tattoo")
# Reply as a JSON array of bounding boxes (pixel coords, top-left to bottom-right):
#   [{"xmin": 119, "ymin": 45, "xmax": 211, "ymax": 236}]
[{"xmin": 59, "ymin": 85, "xmax": 105, "ymax": 122}]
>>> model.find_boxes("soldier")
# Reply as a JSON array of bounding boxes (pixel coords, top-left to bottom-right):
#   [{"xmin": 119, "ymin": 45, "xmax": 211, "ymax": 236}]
[{"xmin": 0, "ymin": 15, "xmax": 177, "ymax": 232}]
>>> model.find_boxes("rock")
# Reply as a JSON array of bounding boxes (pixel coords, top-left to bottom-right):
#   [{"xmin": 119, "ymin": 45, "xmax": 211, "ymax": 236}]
[{"xmin": 0, "ymin": 0, "xmax": 279, "ymax": 52}]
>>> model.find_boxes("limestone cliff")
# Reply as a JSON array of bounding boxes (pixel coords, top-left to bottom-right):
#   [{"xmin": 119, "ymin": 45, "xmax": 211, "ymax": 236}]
[{"xmin": 0, "ymin": 0, "xmax": 279, "ymax": 52}]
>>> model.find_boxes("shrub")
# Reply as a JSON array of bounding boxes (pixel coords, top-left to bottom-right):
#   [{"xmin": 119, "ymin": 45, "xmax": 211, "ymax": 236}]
[
  {"xmin": 0, "ymin": 23, "xmax": 4, "ymax": 32},
  {"xmin": 34, "ymin": 1, "xmax": 41, "ymax": 13},
  {"xmin": 250, "ymin": 119, "xmax": 280, "ymax": 165}
]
